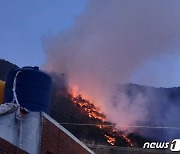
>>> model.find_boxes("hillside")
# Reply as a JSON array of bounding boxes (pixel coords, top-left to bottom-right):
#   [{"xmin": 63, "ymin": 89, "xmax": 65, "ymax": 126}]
[
  {"xmin": 112, "ymin": 83, "xmax": 180, "ymax": 142},
  {"xmin": 0, "ymin": 60, "xmax": 148, "ymax": 147},
  {"xmin": 1, "ymin": 60, "xmax": 180, "ymax": 148}
]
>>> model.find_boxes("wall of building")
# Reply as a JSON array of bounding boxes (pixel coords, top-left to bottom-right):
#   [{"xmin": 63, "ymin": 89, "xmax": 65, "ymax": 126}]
[
  {"xmin": 0, "ymin": 80, "xmax": 5, "ymax": 104},
  {"xmin": 0, "ymin": 111, "xmax": 94, "ymax": 154},
  {"xmin": 0, "ymin": 112, "xmax": 41, "ymax": 154},
  {"xmin": 41, "ymin": 113, "xmax": 94, "ymax": 154},
  {"xmin": 0, "ymin": 137, "xmax": 27, "ymax": 154}
]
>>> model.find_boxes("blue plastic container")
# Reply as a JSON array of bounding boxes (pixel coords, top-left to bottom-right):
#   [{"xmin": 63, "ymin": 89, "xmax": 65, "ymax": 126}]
[{"xmin": 4, "ymin": 66, "xmax": 52, "ymax": 113}]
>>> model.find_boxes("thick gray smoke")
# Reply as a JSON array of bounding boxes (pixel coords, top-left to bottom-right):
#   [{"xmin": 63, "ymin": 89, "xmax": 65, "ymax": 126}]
[
  {"xmin": 44, "ymin": 0, "xmax": 180, "ymax": 140},
  {"xmin": 110, "ymin": 84, "xmax": 180, "ymax": 141}
]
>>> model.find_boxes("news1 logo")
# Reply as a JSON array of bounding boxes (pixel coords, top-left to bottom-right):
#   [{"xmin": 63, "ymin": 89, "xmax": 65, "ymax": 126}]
[
  {"xmin": 143, "ymin": 139, "xmax": 180, "ymax": 152},
  {"xmin": 170, "ymin": 139, "xmax": 180, "ymax": 152}
]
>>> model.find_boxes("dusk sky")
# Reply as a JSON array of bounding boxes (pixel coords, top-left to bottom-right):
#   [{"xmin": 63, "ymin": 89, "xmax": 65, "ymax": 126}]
[
  {"xmin": 0, "ymin": 0, "xmax": 87, "ymax": 67},
  {"xmin": 1, "ymin": 0, "xmax": 180, "ymax": 87}
]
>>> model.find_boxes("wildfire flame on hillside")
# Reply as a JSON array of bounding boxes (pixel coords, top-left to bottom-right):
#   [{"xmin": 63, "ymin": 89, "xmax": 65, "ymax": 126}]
[
  {"xmin": 71, "ymin": 94, "xmax": 133, "ymax": 147},
  {"xmin": 104, "ymin": 135, "xmax": 116, "ymax": 145}
]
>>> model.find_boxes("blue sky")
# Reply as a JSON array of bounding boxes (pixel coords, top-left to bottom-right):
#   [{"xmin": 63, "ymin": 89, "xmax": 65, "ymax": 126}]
[
  {"xmin": 1, "ymin": 0, "xmax": 180, "ymax": 87},
  {"xmin": 0, "ymin": 0, "xmax": 88, "ymax": 67}
]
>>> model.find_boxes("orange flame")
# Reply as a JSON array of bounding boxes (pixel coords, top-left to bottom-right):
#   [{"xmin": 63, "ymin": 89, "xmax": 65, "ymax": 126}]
[
  {"xmin": 71, "ymin": 85, "xmax": 79, "ymax": 97},
  {"xmin": 72, "ymin": 96, "xmax": 106, "ymax": 122},
  {"xmin": 120, "ymin": 134, "xmax": 133, "ymax": 147},
  {"xmin": 104, "ymin": 135, "xmax": 116, "ymax": 145},
  {"xmin": 71, "ymin": 94, "xmax": 133, "ymax": 147}
]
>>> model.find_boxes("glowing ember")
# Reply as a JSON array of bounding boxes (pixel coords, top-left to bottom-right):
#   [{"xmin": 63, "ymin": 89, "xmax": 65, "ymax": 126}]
[
  {"xmin": 104, "ymin": 135, "xmax": 116, "ymax": 145},
  {"xmin": 71, "ymin": 94, "xmax": 134, "ymax": 147},
  {"xmin": 120, "ymin": 134, "xmax": 133, "ymax": 147},
  {"xmin": 72, "ymin": 96, "xmax": 106, "ymax": 122}
]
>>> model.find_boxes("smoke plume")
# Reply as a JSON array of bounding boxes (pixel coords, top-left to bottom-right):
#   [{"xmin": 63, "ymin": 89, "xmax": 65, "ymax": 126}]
[{"xmin": 44, "ymin": 0, "xmax": 180, "ymax": 140}]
